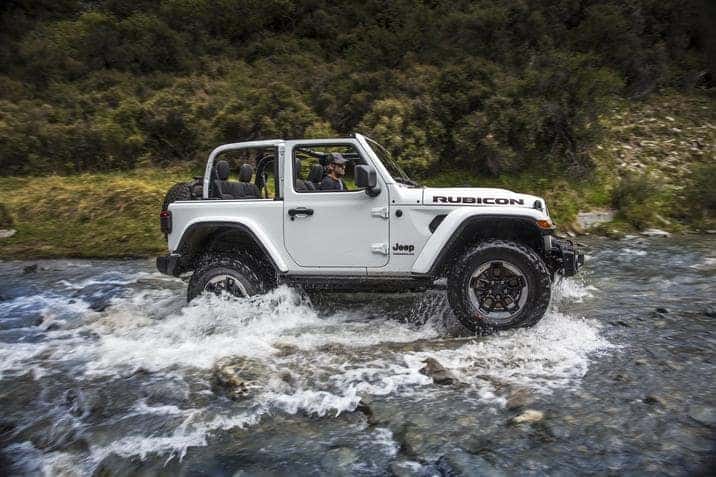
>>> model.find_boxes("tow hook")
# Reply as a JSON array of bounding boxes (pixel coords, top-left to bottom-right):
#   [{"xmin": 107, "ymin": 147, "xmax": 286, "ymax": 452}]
[{"xmin": 550, "ymin": 238, "xmax": 584, "ymax": 277}]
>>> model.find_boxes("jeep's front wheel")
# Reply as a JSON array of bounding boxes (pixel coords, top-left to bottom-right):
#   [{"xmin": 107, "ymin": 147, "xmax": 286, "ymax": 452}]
[
  {"xmin": 447, "ymin": 240, "xmax": 551, "ymax": 333},
  {"xmin": 187, "ymin": 254, "xmax": 268, "ymax": 302}
]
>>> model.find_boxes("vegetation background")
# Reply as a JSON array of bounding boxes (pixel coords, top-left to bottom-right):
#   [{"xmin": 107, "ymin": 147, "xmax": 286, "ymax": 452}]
[{"xmin": 0, "ymin": 0, "xmax": 713, "ymax": 257}]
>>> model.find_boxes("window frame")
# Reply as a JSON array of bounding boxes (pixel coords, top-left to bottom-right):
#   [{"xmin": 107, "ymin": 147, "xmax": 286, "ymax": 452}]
[{"xmin": 290, "ymin": 141, "xmax": 371, "ymax": 195}]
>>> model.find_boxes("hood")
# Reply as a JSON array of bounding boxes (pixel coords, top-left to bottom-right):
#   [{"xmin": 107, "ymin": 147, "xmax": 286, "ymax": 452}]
[{"xmin": 422, "ymin": 187, "xmax": 543, "ymax": 210}]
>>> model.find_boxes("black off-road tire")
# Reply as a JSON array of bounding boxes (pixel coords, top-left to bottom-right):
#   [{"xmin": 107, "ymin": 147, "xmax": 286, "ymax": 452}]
[
  {"xmin": 187, "ymin": 253, "xmax": 269, "ymax": 302},
  {"xmin": 161, "ymin": 182, "xmax": 192, "ymax": 212},
  {"xmin": 447, "ymin": 240, "xmax": 552, "ymax": 334}
]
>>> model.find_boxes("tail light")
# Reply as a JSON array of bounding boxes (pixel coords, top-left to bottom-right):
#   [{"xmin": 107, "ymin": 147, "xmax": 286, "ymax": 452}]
[{"xmin": 160, "ymin": 210, "xmax": 172, "ymax": 234}]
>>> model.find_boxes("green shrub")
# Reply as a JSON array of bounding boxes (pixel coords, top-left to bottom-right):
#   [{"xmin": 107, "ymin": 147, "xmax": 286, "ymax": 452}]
[
  {"xmin": 611, "ymin": 173, "xmax": 661, "ymax": 229},
  {"xmin": 684, "ymin": 163, "xmax": 716, "ymax": 227},
  {"xmin": 0, "ymin": 203, "xmax": 13, "ymax": 228}
]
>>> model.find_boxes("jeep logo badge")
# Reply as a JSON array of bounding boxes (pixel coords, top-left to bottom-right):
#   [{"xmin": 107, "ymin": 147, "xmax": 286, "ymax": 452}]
[{"xmin": 392, "ymin": 243, "xmax": 415, "ymax": 255}]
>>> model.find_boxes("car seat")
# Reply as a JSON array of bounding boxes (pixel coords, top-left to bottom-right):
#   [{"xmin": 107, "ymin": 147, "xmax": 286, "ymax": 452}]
[
  {"xmin": 294, "ymin": 158, "xmax": 315, "ymax": 191},
  {"xmin": 235, "ymin": 164, "xmax": 260, "ymax": 198},
  {"xmin": 307, "ymin": 164, "xmax": 324, "ymax": 189}
]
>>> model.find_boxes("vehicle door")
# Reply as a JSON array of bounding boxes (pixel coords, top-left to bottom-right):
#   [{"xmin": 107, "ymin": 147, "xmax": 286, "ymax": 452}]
[{"xmin": 283, "ymin": 140, "xmax": 390, "ymax": 268}]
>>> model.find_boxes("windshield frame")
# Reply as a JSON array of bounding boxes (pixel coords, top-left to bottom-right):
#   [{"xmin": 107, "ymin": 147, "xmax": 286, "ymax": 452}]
[{"xmin": 361, "ymin": 136, "xmax": 414, "ymax": 184}]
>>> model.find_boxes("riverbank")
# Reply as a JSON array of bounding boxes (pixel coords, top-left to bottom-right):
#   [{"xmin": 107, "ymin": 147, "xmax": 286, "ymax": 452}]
[{"xmin": 0, "ymin": 91, "xmax": 713, "ymax": 260}]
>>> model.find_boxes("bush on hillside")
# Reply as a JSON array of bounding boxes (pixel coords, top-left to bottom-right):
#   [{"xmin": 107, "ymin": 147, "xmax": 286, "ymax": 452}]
[{"xmin": 612, "ymin": 173, "xmax": 661, "ymax": 229}]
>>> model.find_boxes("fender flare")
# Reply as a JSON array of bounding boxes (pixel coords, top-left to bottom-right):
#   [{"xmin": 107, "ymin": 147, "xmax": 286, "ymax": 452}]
[
  {"xmin": 412, "ymin": 209, "xmax": 547, "ymax": 276},
  {"xmin": 176, "ymin": 217, "xmax": 288, "ymax": 273}
]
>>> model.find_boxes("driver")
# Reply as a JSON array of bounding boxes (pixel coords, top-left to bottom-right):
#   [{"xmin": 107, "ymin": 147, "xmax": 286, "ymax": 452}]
[{"xmin": 319, "ymin": 153, "xmax": 348, "ymax": 191}]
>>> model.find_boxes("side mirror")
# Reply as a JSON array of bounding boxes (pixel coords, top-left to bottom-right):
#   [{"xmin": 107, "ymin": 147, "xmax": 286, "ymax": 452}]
[{"xmin": 355, "ymin": 165, "xmax": 380, "ymax": 197}]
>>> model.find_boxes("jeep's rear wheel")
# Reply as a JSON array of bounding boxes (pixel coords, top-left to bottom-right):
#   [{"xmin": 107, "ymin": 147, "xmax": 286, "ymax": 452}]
[
  {"xmin": 447, "ymin": 240, "xmax": 551, "ymax": 333},
  {"xmin": 187, "ymin": 254, "xmax": 268, "ymax": 302}
]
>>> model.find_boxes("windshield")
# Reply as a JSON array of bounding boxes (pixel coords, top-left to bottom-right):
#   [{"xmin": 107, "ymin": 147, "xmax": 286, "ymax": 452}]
[{"xmin": 364, "ymin": 137, "xmax": 417, "ymax": 186}]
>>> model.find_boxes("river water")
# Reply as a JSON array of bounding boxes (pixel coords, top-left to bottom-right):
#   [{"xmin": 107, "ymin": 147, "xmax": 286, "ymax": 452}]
[{"xmin": 0, "ymin": 237, "xmax": 714, "ymax": 476}]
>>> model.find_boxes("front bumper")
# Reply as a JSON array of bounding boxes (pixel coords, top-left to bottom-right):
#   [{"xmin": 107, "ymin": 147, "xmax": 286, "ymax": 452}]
[
  {"xmin": 156, "ymin": 254, "xmax": 181, "ymax": 276},
  {"xmin": 546, "ymin": 236, "xmax": 584, "ymax": 277}
]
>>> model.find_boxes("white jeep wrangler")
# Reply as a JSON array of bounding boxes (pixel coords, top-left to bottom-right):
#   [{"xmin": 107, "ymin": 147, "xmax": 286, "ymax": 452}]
[{"xmin": 157, "ymin": 134, "xmax": 583, "ymax": 333}]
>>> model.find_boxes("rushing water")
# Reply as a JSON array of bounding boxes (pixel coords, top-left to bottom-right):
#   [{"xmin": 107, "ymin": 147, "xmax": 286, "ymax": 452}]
[{"xmin": 0, "ymin": 237, "xmax": 714, "ymax": 476}]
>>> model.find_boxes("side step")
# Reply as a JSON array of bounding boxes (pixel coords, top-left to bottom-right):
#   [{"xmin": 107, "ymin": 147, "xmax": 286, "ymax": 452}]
[{"xmin": 282, "ymin": 275, "xmax": 435, "ymax": 293}]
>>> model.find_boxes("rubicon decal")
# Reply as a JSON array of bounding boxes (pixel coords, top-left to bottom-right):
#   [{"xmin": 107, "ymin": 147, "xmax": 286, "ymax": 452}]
[
  {"xmin": 432, "ymin": 196, "xmax": 525, "ymax": 205},
  {"xmin": 392, "ymin": 243, "xmax": 415, "ymax": 255}
]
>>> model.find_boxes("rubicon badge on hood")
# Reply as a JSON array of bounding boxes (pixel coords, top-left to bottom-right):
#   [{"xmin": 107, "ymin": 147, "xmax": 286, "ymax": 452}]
[{"xmin": 432, "ymin": 196, "xmax": 525, "ymax": 205}]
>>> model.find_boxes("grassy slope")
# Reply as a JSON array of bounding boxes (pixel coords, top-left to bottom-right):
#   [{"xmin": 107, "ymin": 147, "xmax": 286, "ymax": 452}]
[
  {"xmin": 0, "ymin": 91, "xmax": 713, "ymax": 259},
  {"xmin": 0, "ymin": 168, "xmax": 194, "ymax": 259}
]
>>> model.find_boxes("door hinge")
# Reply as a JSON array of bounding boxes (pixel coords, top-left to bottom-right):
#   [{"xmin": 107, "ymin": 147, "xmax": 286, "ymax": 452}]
[
  {"xmin": 371, "ymin": 243, "xmax": 389, "ymax": 255},
  {"xmin": 371, "ymin": 207, "xmax": 389, "ymax": 219}
]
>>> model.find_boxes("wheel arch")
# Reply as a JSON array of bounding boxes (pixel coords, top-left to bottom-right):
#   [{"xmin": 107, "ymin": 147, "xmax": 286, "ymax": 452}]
[
  {"xmin": 414, "ymin": 213, "xmax": 548, "ymax": 278},
  {"xmin": 174, "ymin": 220, "xmax": 287, "ymax": 277}
]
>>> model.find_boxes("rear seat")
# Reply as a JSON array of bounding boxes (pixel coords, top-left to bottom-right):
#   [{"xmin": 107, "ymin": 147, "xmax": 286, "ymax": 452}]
[{"xmin": 215, "ymin": 161, "xmax": 259, "ymax": 199}]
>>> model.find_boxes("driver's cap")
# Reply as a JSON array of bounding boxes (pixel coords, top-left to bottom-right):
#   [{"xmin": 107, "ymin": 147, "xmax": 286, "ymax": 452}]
[{"xmin": 327, "ymin": 152, "xmax": 347, "ymax": 165}]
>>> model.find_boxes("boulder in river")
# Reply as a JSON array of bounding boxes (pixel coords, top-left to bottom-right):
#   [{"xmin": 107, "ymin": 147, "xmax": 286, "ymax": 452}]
[
  {"xmin": 688, "ymin": 405, "xmax": 716, "ymax": 427},
  {"xmin": 211, "ymin": 357, "xmax": 250, "ymax": 400},
  {"xmin": 640, "ymin": 228, "xmax": 671, "ymax": 238},
  {"xmin": 643, "ymin": 394, "xmax": 667, "ymax": 406},
  {"xmin": 511, "ymin": 409, "xmax": 544, "ymax": 424},
  {"xmin": 22, "ymin": 264, "xmax": 38, "ymax": 274},
  {"xmin": 419, "ymin": 357, "xmax": 458, "ymax": 385},
  {"xmin": 505, "ymin": 388, "xmax": 534, "ymax": 410}
]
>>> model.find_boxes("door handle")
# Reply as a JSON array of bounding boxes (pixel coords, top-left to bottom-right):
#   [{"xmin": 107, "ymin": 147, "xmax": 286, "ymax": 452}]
[{"xmin": 288, "ymin": 207, "xmax": 314, "ymax": 220}]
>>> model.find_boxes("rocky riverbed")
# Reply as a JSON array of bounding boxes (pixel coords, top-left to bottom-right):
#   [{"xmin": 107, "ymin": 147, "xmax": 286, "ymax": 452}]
[{"xmin": 0, "ymin": 237, "xmax": 714, "ymax": 475}]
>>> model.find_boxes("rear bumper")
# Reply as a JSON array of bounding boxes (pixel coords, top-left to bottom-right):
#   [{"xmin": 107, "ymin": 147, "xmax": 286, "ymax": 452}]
[
  {"xmin": 546, "ymin": 236, "xmax": 584, "ymax": 277},
  {"xmin": 156, "ymin": 254, "xmax": 181, "ymax": 276}
]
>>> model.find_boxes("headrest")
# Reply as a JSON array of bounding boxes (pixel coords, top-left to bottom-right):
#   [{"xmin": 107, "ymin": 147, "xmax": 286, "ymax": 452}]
[
  {"xmin": 294, "ymin": 158, "xmax": 302, "ymax": 180},
  {"xmin": 239, "ymin": 164, "xmax": 253, "ymax": 183},
  {"xmin": 216, "ymin": 160, "xmax": 230, "ymax": 181},
  {"xmin": 308, "ymin": 164, "xmax": 324, "ymax": 183}
]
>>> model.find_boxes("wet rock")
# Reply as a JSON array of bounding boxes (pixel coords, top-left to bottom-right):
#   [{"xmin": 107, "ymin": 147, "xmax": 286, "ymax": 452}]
[
  {"xmin": 389, "ymin": 459, "xmax": 430, "ymax": 477},
  {"xmin": 320, "ymin": 446, "xmax": 359, "ymax": 476},
  {"xmin": 656, "ymin": 307, "xmax": 669, "ymax": 314},
  {"xmin": 121, "ymin": 367, "xmax": 150, "ymax": 379},
  {"xmin": 211, "ymin": 357, "xmax": 249, "ymax": 400},
  {"xmin": 436, "ymin": 452, "xmax": 506, "ymax": 477},
  {"xmin": 277, "ymin": 370, "xmax": 295, "ymax": 385},
  {"xmin": 354, "ymin": 400, "xmax": 376, "ymax": 425},
  {"xmin": 511, "ymin": 409, "xmax": 544, "ymax": 424},
  {"xmin": 643, "ymin": 394, "xmax": 666, "ymax": 406},
  {"xmin": 505, "ymin": 388, "xmax": 533, "ymax": 411},
  {"xmin": 475, "ymin": 374, "xmax": 506, "ymax": 390},
  {"xmin": 688, "ymin": 405, "xmax": 716, "ymax": 427},
  {"xmin": 703, "ymin": 308, "xmax": 716, "ymax": 318},
  {"xmin": 640, "ymin": 228, "xmax": 671, "ymax": 238},
  {"xmin": 0, "ymin": 229, "xmax": 16, "ymax": 238},
  {"xmin": 44, "ymin": 322, "xmax": 62, "ymax": 331},
  {"xmin": 22, "ymin": 264, "xmax": 38, "ymax": 274},
  {"xmin": 273, "ymin": 343, "xmax": 300, "ymax": 357},
  {"xmin": 419, "ymin": 358, "xmax": 457, "ymax": 385},
  {"xmin": 599, "ymin": 228, "xmax": 625, "ymax": 240},
  {"xmin": 393, "ymin": 424, "xmax": 429, "ymax": 457}
]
